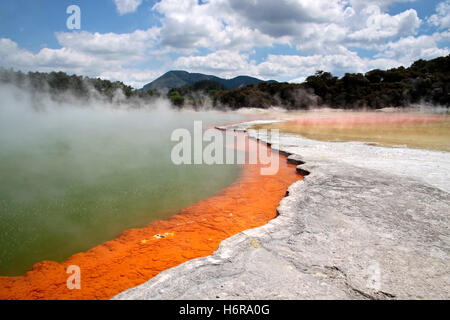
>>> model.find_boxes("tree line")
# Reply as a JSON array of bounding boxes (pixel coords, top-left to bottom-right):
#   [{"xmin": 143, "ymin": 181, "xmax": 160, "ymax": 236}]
[
  {"xmin": 1, "ymin": 54, "xmax": 448, "ymax": 109},
  {"xmin": 169, "ymin": 55, "xmax": 450, "ymax": 109},
  {"xmin": 0, "ymin": 68, "xmax": 160, "ymax": 105}
]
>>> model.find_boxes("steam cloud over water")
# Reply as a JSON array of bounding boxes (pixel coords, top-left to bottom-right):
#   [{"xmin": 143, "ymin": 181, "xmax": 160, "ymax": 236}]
[{"xmin": 0, "ymin": 84, "xmax": 246, "ymax": 276}]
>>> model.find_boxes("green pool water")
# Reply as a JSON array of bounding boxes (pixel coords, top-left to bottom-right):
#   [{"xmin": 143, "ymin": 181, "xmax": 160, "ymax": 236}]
[{"xmin": 0, "ymin": 90, "xmax": 247, "ymax": 276}]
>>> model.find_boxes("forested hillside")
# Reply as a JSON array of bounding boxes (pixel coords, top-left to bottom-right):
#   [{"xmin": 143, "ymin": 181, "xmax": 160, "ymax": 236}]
[
  {"xmin": 1, "ymin": 55, "xmax": 448, "ymax": 109},
  {"xmin": 211, "ymin": 55, "xmax": 450, "ymax": 109},
  {"xmin": 142, "ymin": 70, "xmax": 269, "ymax": 91}
]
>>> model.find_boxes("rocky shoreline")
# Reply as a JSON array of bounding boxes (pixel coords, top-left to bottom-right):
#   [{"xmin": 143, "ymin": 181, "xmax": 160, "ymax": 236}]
[{"xmin": 114, "ymin": 120, "xmax": 450, "ymax": 300}]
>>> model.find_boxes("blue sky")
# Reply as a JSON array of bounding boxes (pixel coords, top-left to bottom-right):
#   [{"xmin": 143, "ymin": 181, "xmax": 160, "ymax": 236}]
[{"xmin": 0, "ymin": 0, "xmax": 449, "ymax": 87}]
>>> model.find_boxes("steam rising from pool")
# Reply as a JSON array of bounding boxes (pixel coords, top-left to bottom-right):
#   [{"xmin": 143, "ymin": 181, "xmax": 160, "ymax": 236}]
[{"xmin": 0, "ymin": 85, "xmax": 246, "ymax": 276}]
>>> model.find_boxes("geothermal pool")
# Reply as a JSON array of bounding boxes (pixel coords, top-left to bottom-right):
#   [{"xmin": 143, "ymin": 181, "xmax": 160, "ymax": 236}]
[{"xmin": 0, "ymin": 87, "xmax": 247, "ymax": 276}]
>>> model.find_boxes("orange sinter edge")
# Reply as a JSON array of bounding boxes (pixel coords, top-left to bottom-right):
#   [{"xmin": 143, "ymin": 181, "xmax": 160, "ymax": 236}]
[{"xmin": 0, "ymin": 133, "xmax": 301, "ymax": 300}]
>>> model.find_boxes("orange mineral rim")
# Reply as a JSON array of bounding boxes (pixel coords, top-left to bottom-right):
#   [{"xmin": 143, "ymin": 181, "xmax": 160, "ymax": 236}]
[{"xmin": 0, "ymin": 132, "xmax": 302, "ymax": 300}]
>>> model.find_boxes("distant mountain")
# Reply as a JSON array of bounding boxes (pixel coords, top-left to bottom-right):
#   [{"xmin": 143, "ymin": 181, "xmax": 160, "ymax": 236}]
[{"xmin": 142, "ymin": 70, "xmax": 274, "ymax": 91}]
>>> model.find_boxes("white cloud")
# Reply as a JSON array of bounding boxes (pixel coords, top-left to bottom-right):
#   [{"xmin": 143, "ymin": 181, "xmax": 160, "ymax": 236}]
[
  {"xmin": 376, "ymin": 33, "xmax": 450, "ymax": 64},
  {"xmin": 174, "ymin": 50, "xmax": 258, "ymax": 78},
  {"xmin": 288, "ymin": 76, "xmax": 307, "ymax": 84},
  {"xmin": 56, "ymin": 29, "xmax": 159, "ymax": 61},
  {"xmin": 0, "ymin": 38, "xmax": 21, "ymax": 56},
  {"xmin": 153, "ymin": 0, "xmax": 274, "ymax": 51},
  {"xmin": 153, "ymin": 0, "xmax": 349, "ymax": 52},
  {"xmin": 0, "ymin": 38, "xmax": 99, "ymax": 72},
  {"xmin": 348, "ymin": 6, "xmax": 421, "ymax": 42},
  {"xmin": 113, "ymin": 0, "xmax": 143, "ymax": 15},
  {"xmin": 1, "ymin": 0, "xmax": 448, "ymax": 89},
  {"xmin": 152, "ymin": 0, "xmax": 426, "ymax": 55},
  {"xmin": 256, "ymin": 51, "xmax": 401, "ymax": 79},
  {"xmin": 0, "ymin": 30, "xmax": 164, "ymax": 88},
  {"xmin": 349, "ymin": 0, "xmax": 416, "ymax": 11},
  {"xmin": 99, "ymin": 68, "xmax": 162, "ymax": 88},
  {"xmin": 172, "ymin": 49, "xmax": 403, "ymax": 81},
  {"xmin": 225, "ymin": 0, "xmax": 346, "ymax": 37},
  {"xmin": 153, "ymin": 0, "xmax": 446, "ymax": 78},
  {"xmin": 428, "ymin": 0, "xmax": 450, "ymax": 29}
]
